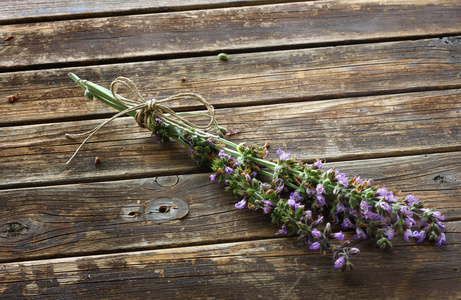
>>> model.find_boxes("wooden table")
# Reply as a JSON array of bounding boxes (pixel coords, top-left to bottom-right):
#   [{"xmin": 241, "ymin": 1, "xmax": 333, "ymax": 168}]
[{"xmin": 1, "ymin": 1, "xmax": 460, "ymax": 298}]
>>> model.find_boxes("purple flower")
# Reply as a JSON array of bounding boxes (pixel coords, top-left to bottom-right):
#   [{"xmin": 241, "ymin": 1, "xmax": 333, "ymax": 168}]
[
  {"xmin": 294, "ymin": 203, "xmax": 302, "ymax": 212},
  {"xmin": 360, "ymin": 200, "xmax": 369, "ymax": 213},
  {"xmin": 304, "ymin": 210, "xmax": 313, "ymax": 220},
  {"xmin": 332, "ymin": 231, "xmax": 345, "ymax": 240},
  {"xmin": 336, "ymin": 203, "xmax": 348, "ymax": 214},
  {"xmin": 376, "ymin": 186, "xmax": 387, "ymax": 197},
  {"xmin": 313, "ymin": 159, "xmax": 323, "ymax": 169},
  {"xmin": 261, "ymin": 199, "xmax": 272, "ymax": 207},
  {"xmin": 379, "ymin": 201, "xmax": 393, "ymax": 213},
  {"xmin": 432, "ymin": 211, "xmax": 445, "ymax": 221},
  {"xmin": 309, "ymin": 242, "xmax": 321, "ymax": 251},
  {"xmin": 404, "ymin": 194, "xmax": 419, "ymax": 205},
  {"xmin": 287, "ymin": 198, "xmax": 296, "ymax": 210},
  {"xmin": 334, "ymin": 256, "xmax": 345, "ymax": 270},
  {"xmin": 311, "ymin": 228, "xmax": 322, "ymax": 238},
  {"xmin": 355, "ymin": 176, "xmax": 363, "ymax": 185},
  {"xmin": 400, "ymin": 205, "xmax": 413, "ymax": 217},
  {"xmin": 224, "ymin": 166, "xmax": 233, "ymax": 174},
  {"xmin": 376, "ymin": 186, "xmax": 398, "ymax": 202},
  {"xmin": 154, "ymin": 118, "xmax": 162, "ymax": 123},
  {"xmin": 218, "ymin": 150, "xmax": 226, "ymax": 158},
  {"xmin": 274, "ymin": 178, "xmax": 285, "ymax": 194},
  {"xmin": 312, "ymin": 216, "xmax": 324, "ymax": 226},
  {"xmin": 245, "ymin": 174, "xmax": 252, "ymax": 184},
  {"xmin": 209, "ymin": 173, "xmax": 217, "ymax": 183},
  {"xmin": 353, "ymin": 228, "xmax": 367, "ymax": 240},
  {"xmin": 341, "ymin": 218, "xmax": 355, "ymax": 229},
  {"xmin": 235, "ymin": 198, "xmax": 247, "ymax": 210},
  {"xmin": 416, "ymin": 230, "xmax": 426, "ymax": 243},
  {"xmin": 418, "ymin": 219, "xmax": 429, "ymax": 228},
  {"xmin": 349, "ymin": 209, "xmax": 360, "ymax": 218},
  {"xmin": 434, "ymin": 233, "xmax": 446, "ymax": 247},
  {"xmin": 384, "ymin": 227, "xmax": 395, "ymax": 240},
  {"xmin": 289, "ymin": 191, "xmax": 304, "ymax": 202},
  {"xmin": 435, "ymin": 219, "xmax": 446, "ymax": 231},
  {"xmin": 403, "ymin": 229, "xmax": 413, "ymax": 242},
  {"xmin": 335, "ymin": 173, "xmax": 349, "ymax": 188},
  {"xmin": 405, "ymin": 217, "xmax": 417, "ymax": 227},
  {"xmin": 306, "ymin": 188, "xmax": 316, "ymax": 197},
  {"xmin": 276, "ymin": 224, "xmax": 288, "ymax": 235},
  {"xmin": 276, "ymin": 148, "xmax": 290, "ymax": 162},
  {"xmin": 363, "ymin": 210, "xmax": 383, "ymax": 221},
  {"xmin": 316, "ymin": 183, "xmax": 325, "ymax": 195},
  {"xmin": 316, "ymin": 194, "xmax": 326, "ymax": 206}
]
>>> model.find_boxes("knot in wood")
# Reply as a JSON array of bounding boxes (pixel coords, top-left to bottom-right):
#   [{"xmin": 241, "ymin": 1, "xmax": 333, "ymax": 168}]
[{"xmin": 0, "ymin": 221, "xmax": 30, "ymax": 239}]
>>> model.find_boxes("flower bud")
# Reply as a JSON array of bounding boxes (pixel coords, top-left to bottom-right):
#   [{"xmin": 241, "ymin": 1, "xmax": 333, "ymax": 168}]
[
  {"xmin": 324, "ymin": 222, "xmax": 331, "ymax": 236},
  {"xmin": 349, "ymin": 247, "xmax": 360, "ymax": 255},
  {"xmin": 341, "ymin": 240, "xmax": 350, "ymax": 247}
]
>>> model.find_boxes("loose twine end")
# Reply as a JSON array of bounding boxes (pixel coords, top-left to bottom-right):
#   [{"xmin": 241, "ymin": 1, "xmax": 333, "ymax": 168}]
[{"xmin": 65, "ymin": 76, "xmax": 217, "ymax": 164}]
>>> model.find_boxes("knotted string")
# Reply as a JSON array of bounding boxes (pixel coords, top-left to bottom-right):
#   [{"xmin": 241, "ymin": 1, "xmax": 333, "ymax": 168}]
[{"xmin": 65, "ymin": 77, "xmax": 217, "ymax": 164}]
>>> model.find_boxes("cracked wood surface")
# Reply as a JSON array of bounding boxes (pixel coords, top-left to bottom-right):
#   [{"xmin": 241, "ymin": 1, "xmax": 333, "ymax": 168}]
[
  {"xmin": 0, "ymin": 153, "xmax": 460, "ymax": 263},
  {"xmin": 1, "ymin": 1, "xmax": 460, "ymax": 69},
  {"xmin": 1, "ymin": 0, "xmax": 460, "ymax": 298},
  {"xmin": 1, "ymin": 90, "xmax": 461, "ymax": 188},
  {"xmin": 1, "ymin": 37, "xmax": 461, "ymax": 125}
]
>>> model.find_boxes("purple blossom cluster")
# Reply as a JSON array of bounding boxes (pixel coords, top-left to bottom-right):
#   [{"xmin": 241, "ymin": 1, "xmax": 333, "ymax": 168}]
[
  {"xmin": 203, "ymin": 142, "xmax": 447, "ymax": 271},
  {"xmin": 149, "ymin": 122, "xmax": 447, "ymax": 271}
]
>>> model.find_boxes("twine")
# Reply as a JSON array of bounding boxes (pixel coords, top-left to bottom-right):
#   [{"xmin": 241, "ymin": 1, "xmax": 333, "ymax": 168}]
[{"xmin": 65, "ymin": 77, "xmax": 217, "ymax": 164}]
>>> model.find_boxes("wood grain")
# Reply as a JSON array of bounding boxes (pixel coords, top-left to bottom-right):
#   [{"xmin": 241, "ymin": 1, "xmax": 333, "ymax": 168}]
[
  {"xmin": 0, "ymin": 228, "xmax": 459, "ymax": 299},
  {"xmin": 1, "ymin": 89, "xmax": 460, "ymax": 188},
  {"xmin": 1, "ymin": 1, "xmax": 460, "ymax": 70},
  {"xmin": 0, "ymin": 0, "xmax": 295, "ymax": 24},
  {"xmin": 2, "ymin": 37, "xmax": 461, "ymax": 125},
  {"xmin": 1, "ymin": 152, "xmax": 459, "ymax": 262}
]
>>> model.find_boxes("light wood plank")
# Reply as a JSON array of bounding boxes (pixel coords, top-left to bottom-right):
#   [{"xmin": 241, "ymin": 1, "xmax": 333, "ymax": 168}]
[
  {"xmin": 1, "ymin": 37, "xmax": 461, "ymax": 125},
  {"xmin": 0, "ymin": 226, "xmax": 459, "ymax": 298},
  {"xmin": 0, "ymin": 0, "xmax": 294, "ymax": 23},
  {"xmin": 1, "ymin": 90, "xmax": 461, "ymax": 188},
  {"xmin": 1, "ymin": 1, "xmax": 460, "ymax": 69},
  {"xmin": 0, "ymin": 152, "xmax": 459, "ymax": 262}
]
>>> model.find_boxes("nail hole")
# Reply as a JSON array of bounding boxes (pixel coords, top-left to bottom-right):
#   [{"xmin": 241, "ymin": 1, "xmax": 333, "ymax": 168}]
[
  {"xmin": 159, "ymin": 206, "xmax": 170, "ymax": 213},
  {"xmin": 433, "ymin": 175, "xmax": 444, "ymax": 183}
]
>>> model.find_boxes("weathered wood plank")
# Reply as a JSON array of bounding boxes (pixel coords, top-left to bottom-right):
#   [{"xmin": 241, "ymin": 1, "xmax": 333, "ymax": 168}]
[
  {"xmin": 0, "ymin": 226, "xmax": 459, "ymax": 299},
  {"xmin": 2, "ymin": 37, "xmax": 460, "ymax": 125},
  {"xmin": 1, "ymin": 1, "xmax": 460, "ymax": 70},
  {"xmin": 0, "ymin": 0, "xmax": 297, "ymax": 24},
  {"xmin": 1, "ymin": 90, "xmax": 460, "ymax": 188},
  {"xmin": 0, "ymin": 151, "xmax": 459, "ymax": 262}
]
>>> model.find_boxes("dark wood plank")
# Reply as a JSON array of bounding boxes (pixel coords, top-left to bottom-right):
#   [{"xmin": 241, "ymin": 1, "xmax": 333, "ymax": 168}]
[
  {"xmin": 0, "ymin": 0, "xmax": 293, "ymax": 24},
  {"xmin": 0, "ymin": 224, "xmax": 459, "ymax": 298},
  {"xmin": 2, "ymin": 37, "xmax": 461, "ymax": 125},
  {"xmin": 1, "ymin": 90, "xmax": 461, "ymax": 188},
  {"xmin": 0, "ymin": 151, "xmax": 459, "ymax": 262},
  {"xmin": 1, "ymin": 1, "xmax": 460, "ymax": 70}
]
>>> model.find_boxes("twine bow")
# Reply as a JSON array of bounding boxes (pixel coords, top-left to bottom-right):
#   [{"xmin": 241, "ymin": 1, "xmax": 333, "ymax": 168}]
[{"xmin": 65, "ymin": 76, "xmax": 217, "ymax": 164}]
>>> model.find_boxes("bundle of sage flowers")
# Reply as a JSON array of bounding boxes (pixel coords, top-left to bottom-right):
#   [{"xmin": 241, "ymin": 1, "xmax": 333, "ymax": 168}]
[{"xmin": 67, "ymin": 73, "xmax": 446, "ymax": 271}]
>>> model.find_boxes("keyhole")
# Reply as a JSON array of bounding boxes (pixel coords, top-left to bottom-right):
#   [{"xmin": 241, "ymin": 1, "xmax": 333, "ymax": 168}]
[{"xmin": 158, "ymin": 206, "xmax": 170, "ymax": 213}]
